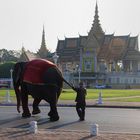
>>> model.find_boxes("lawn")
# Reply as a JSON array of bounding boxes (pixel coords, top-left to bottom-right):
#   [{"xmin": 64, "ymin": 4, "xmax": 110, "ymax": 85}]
[
  {"xmin": 106, "ymin": 97, "xmax": 140, "ymax": 102},
  {"xmin": 0, "ymin": 88, "xmax": 140, "ymax": 102},
  {"xmin": 60, "ymin": 89, "xmax": 140, "ymax": 100}
]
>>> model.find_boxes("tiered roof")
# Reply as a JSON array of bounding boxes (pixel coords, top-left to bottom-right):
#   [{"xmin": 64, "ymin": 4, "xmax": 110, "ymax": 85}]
[{"xmin": 57, "ymin": 3, "xmax": 140, "ymax": 63}]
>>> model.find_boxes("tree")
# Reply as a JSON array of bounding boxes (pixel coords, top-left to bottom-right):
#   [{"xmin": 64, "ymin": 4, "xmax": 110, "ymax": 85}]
[
  {"xmin": 0, "ymin": 49, "xmax": 20, "ymax": 62},
  {"xmin": 0, "ymin": 62, "xmax": 15, "ymax": 78}
]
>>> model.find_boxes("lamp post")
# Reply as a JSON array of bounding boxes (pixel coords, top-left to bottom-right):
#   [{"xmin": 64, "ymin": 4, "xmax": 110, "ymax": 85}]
[
  {"xmin": 76, "ymin": 65, "xmax": 81, "ymax": 83},
  {"xmin": 78, "ymin": 67, "xmax": 81, "ymax": 83},
  {"xmin": 10, "ymin": 69, "xmax": 13, "ymax": 88},
  {"xmin": 53, "ymin": 52, "xmax": 59, "ymax": 65},
  {"xmin": 5, "ymin": 69, "xmax": 13, "ymax": 103}
]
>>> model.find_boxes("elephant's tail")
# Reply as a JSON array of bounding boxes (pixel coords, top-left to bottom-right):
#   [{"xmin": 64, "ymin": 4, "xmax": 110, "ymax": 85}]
[
  {"xmin": 48, "ymin": 66, "xmax": 74, "ymax": 90},
  {"xmin": 62, "ymin": 77, "xmax": 74, "ymax": 89}
]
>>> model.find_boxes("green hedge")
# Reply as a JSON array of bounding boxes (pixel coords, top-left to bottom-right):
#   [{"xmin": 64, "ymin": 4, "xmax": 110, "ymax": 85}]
[{"xmin": 0, "ymin": 62, "xmax": 16, "ymax": 78}]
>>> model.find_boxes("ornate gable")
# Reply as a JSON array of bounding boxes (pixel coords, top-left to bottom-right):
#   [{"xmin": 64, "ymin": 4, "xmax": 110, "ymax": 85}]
[
  {"xmin": 86, "ymin": 34, "xmax": 100, "ymax": 49},
  {"xmin": 19, "ymin": 48, "xmax": 39, "ymax": 62}
]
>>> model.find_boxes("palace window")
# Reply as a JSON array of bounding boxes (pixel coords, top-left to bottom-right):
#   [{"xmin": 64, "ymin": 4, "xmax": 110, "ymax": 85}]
[
  {"xmin": 116, "ymin": 77, "xmax": 120, "ymax": 83},
  {"xmin": 84, "ymin": 60, "xmax": 92, "ymax": 72},
  {"xmin": 133, "ymin": 78, "xmax": 136, "ymax": 84}
]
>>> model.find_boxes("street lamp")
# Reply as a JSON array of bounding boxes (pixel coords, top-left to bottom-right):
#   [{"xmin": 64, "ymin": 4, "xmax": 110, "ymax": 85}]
[
  {"xmin": 10, "ymin": 69, "xmax": 13, "ymax": 88},
  {"xmin": 53, "ymin": 52, "xmax": 59, "ymax": 65},
  {"xmin": 76, "ymin": 65, "xmax": 81, "ymax": 83},
  {"xmin": 78, "ymin": 67, "xmax": 81, "ymax": 83}
]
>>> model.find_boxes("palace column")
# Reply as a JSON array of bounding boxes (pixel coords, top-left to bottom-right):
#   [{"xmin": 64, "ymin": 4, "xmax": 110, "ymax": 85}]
[
  {"xmin": 130, "ymin": 61, "xmax": 133, "ymax": 72},
  {"xmin": 79, "ymin": 47, "xmax": 83, "ymax": 70},
  {"xmin": 94, "ymin": 52, "xmax": 97, "ymax": 72}
]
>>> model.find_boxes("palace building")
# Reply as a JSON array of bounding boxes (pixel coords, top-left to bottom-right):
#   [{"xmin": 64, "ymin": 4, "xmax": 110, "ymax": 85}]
[{"xmin": 56, "ymin": 3, "xmax": 140, "ymax": 88}]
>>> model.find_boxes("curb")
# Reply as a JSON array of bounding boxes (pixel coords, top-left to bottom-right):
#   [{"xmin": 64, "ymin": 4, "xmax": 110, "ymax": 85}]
[{"xmin": 1, "ymin": 103, "xmax": 140, "ymax": 109}]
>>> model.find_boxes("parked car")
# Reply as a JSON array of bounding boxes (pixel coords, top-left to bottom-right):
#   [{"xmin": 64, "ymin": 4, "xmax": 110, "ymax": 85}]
[
  {"xmin": 105, "ymin": 85, "xmax": 112, "ymax": 89},
  {"xmin": 95, "ymin": 84, "xmax": 106, "ymax": 89},
  {"xmin": 95, "ymin": 84, "xmax": 112, "ymax": 89}
]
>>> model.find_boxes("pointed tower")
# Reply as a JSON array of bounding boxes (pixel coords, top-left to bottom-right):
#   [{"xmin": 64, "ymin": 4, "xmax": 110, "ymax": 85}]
[
  {"xmin": 38, "ymin": 26, "xmax": 48, "ymax": 58},
  {"xmin": 81, "ymin": 2, "xmax": 104, "ymax": 73},
  {"xmin": 88, "ymin": 2, "xmax": 104, "ymax": 41}
]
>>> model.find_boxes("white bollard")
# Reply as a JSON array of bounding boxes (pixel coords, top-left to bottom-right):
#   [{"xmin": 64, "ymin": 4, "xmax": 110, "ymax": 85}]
[
  {"xmin": 5, "ymin": 89, "xmax": 11, "ymax": 103},
  {"xmin": 29, "ymin": 121, "xmax": 38, "ymax": 133},
  {"xmin": 90, "ymin": 123, "xmax": 99, "ymax": 136},
  {"xmin": 97, "ymin": 92, "xmax": 103, "ymax": 104}
]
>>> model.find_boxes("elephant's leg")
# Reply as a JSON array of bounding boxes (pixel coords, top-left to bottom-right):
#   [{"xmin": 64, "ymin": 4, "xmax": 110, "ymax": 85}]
[
  {"xmin": 49, "ymin": 101, "xmax": 59, "ymax": 121},
  {"xmin": 21, "ymin": 86, "xmax": 31, "ymax": 118},
  {"xmin": 45, "ymin": 86, "xmax": 59, "ymax": 121},
  {"xmin": 47, "ymin": 100, "xmax": 53, "ymax": 117},
  {"xmin": 49, "ymin": 90, "xmax": 59, "ymax": 121},
  {"xmin": 32, "ymin": 98, "xmax": 41, "ymax": 115},
  {"xmin": 48, "ymin": 88, "xmax": 62, "ymax": 118}
]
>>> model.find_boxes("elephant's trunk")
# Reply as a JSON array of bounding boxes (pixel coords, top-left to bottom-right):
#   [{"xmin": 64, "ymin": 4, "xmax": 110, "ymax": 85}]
[
  {"xmin": 13, "ymin": 72, "xmax": 21, "ymax": 113},
  {"xmin": 14, "ymin": 85, "xmax": 21, "ymax": 113},
  {"xmin": 12, "ymin": 62, "xmax": 26, "ymax": 113}
]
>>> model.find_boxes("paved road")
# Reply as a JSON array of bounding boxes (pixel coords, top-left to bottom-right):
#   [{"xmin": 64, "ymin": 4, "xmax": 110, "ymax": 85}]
[{"xmin": 0, "ymin": 106, "xmax": 140, "ymax": 134}]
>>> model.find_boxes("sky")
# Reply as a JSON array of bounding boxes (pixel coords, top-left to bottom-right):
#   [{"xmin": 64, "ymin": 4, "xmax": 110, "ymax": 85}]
[{"xmin": 0, "ymin": 0, "xmax": 140, "ymax": 53}]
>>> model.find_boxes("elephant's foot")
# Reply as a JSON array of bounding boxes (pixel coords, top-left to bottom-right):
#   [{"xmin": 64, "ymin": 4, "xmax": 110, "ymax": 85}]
[
  {"xmin": 50, "ymin": 116, "xmax": 59, "ymax": 121},
  {"xmin": 48, "ymin": 111, "xmax": 53, "ymax": 117},
  {"xmin": 22, "ymin": 112, "xmax": 31, "ymax": 118},
  {"xmin": 32, "ymin": 108, "xmax": 41, "ymax": 115},
  {"xmin": 50, "ymin": 115, "xmax": 59, "ymax": 122}
]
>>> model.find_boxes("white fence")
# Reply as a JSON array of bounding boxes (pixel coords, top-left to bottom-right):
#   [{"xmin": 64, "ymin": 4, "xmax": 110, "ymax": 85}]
[{"xmin": 0, "ymin": 78, "xmax": 13, "ymax": 88}]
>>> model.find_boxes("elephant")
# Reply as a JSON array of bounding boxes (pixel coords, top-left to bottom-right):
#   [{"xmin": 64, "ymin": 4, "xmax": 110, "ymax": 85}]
[{"xmin": 12, "ymin": 59, "xmax": 71, "ymax": 121}]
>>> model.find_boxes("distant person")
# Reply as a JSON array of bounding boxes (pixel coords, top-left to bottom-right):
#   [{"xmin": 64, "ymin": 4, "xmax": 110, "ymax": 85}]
[{"xmin": 72, "ymin": 82, "xmax": 87, "ymax": 121}]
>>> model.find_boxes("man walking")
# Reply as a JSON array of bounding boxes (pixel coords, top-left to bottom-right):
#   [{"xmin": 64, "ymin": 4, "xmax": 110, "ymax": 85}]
[{"xmin": 72, "ymin": 82, "xmax": 87, "ymax": 121}]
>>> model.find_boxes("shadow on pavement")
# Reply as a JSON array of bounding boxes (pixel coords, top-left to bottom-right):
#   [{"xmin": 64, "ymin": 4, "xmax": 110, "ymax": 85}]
[
  {"xmin": 79, "ymin": 135, "xmax": 93, "ymax": 140},
  {"xmin": 0, "ymin": 116, "xmax": 22, "ymax": 125},
  {"xmin": 47, "ymin": 120, "xmax": 80, "ymax": 129}
]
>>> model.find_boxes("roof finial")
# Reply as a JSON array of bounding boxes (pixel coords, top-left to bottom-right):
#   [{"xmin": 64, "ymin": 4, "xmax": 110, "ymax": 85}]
[
  {"xmin": 21, "ymin": 43, "xmax": 25, "ymax": 53},
  {"xmin": 37, "ymin": 25, "xmax": 48, "ymax": 58},
  {"xmin": 94, "ymin": 0, "xmax": 99, "ymax": 25},
  {"xmin": 43, "ymin": 25, "xmax": 45, "ymax": 35},
  {"xmin": 96, "ymin": 0, "xmax": 98, "ymax": 9}
]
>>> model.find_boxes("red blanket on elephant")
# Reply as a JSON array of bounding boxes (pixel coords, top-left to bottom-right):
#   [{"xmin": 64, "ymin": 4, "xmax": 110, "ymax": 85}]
[{"xmin": 23, "ymin": 59, "xmax": 56, "ymax": 84}]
